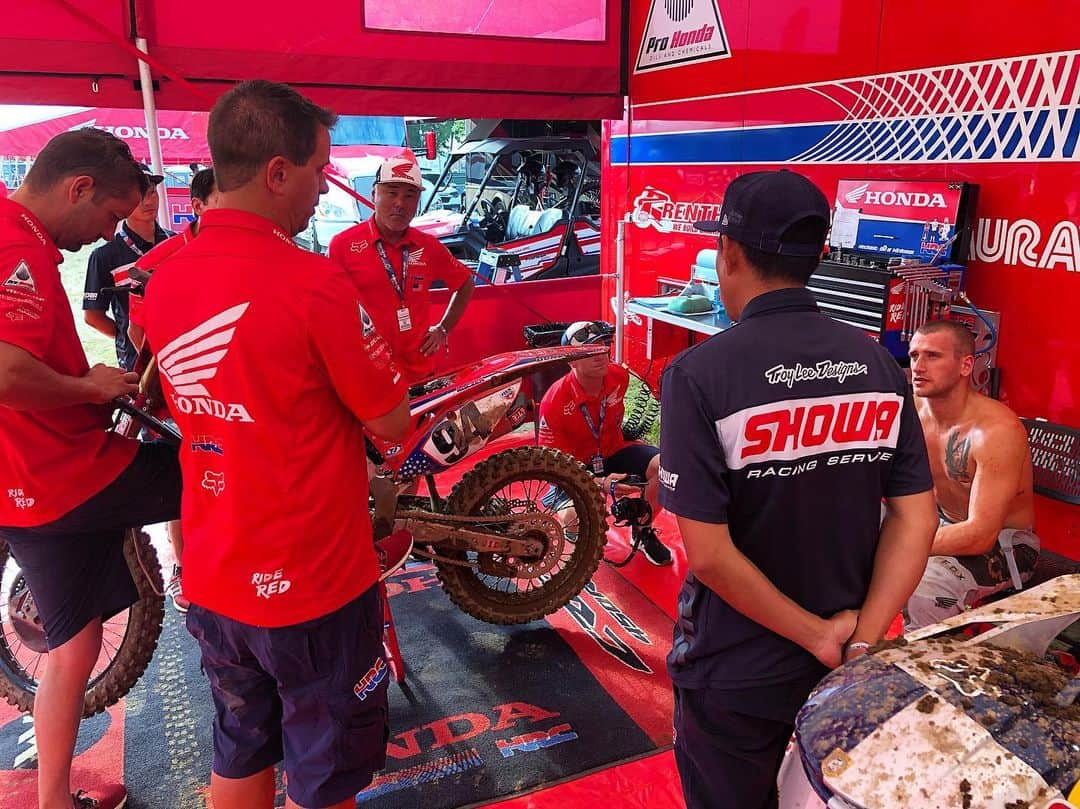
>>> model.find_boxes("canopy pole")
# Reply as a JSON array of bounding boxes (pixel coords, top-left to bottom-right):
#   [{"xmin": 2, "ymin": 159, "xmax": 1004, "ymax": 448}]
[
  {"xmin": 135, "ymin": 37, "xmax": 170, "ymax": 229},
  {"xmin": 615, "ymin": 214, "xmax": 627, "ymax": 364},
  {"xmin": 614, "ymin": 94, "xmax": 632, "ymax": 365}
]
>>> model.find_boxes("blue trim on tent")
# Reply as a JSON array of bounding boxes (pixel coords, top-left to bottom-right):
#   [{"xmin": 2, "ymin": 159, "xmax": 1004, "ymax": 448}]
[{"xmin": 332, "ymin": 116, "xmax": 406, "ymax": 147}]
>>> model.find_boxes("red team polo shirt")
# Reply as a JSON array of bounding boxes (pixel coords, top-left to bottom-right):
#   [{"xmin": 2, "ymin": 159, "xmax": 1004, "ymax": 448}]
[
  {"xmin": 143, "ymin": 209, "xmax": 407, "ymax": 627},
  {"xmin": 0, "ymin": 198, "xmax": 137, "ymax": 527},
  {"xmin": 128, "ymin": 222, "xmax": 196, "ymax": 330},
  {"xmin": 329, "ymin": 217, "xmax": 471, "ymax": 383},
  {"xmin": 538, "ymin": 364, "xmax": 631, "ymax": 464}
]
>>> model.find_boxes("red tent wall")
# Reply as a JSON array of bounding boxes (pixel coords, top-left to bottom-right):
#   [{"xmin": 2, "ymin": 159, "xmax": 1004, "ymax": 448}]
[{"xmin": 0, "ymin": 0, "xmax": 625, "ymax": 118}]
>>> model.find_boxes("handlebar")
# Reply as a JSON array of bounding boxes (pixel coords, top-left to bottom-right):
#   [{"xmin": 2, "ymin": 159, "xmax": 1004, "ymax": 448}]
[{"xmin": 113, "ymin": 396, "xmax": 182, "ymax": 447}]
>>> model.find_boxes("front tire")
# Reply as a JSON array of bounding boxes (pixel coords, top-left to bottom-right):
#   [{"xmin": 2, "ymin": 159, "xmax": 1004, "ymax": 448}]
[
  {"xmin": 436, "ymin": 446, "xmax": 606, "ymax": 624},
  {"xmin": 0, "ymin": 528, "xmax": 165, "ymax": 717}
]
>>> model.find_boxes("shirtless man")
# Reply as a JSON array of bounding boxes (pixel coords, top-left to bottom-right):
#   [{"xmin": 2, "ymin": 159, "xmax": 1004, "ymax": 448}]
[{"xmin": 904, "ymin": 319, "xmax": 1039, "ymax": 629}]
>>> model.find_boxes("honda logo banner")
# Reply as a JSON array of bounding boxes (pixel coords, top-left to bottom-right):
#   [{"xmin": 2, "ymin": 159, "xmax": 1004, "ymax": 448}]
[{"xmin": 831, "ymin": 179, "xmax": 971, "ymax": 261}]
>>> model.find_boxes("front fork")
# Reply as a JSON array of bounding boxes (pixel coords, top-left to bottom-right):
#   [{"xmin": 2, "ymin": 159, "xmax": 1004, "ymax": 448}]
[
  {"xmin": 369, "ymin": 473, "xmax": 402, "ymax": 540},
  {"xmin": 368, "ymin": 472, "xmax": 444, "ymax": 540}
]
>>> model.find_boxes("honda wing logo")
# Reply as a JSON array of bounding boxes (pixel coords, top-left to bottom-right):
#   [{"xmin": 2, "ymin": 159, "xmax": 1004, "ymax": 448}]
[
  {"xmin": 67, "ymin": 118, "xmax": 191, "ymax": 140},
  {"xmin": 158, "ymin": 302, "xmax": 255, "ymax": 423},
  {"xmin": 844, "ymin": 183, "xmax": 870, "ymax": 205},
  {"xmin": 843, "ymin": 182, "xmax": 947, "ymax": 209},
  {"xmin": 392, "ymin": 162, "xmax": 414, "ymax": 179}
]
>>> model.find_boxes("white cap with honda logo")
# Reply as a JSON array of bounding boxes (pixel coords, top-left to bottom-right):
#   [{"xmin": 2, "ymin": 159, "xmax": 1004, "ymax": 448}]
[{"xmin": 374, "ymin": 157, "xmax": 423, "ymax": 189}]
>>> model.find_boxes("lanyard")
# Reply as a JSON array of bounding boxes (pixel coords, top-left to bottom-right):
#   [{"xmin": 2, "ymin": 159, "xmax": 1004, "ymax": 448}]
[
  {"xmin": 374, "ymin": 240, "xmax": 409, "ymax": 305},
  {"xmin": 579, "ymin": 398, "xmax": 606, "ymax": 450},
  {"xmin": 120, "ymin": 228, "xmax": 147, "ymax": 257}
]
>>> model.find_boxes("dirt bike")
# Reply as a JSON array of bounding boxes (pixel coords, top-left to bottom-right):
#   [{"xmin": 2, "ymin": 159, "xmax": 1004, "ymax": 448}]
[
  {"xmin": 778, "ymin": 576, "xmax": 1080, "ymax": 809},
  {"xmin": 366, "ymin": 345, "xmax": 608, "ymax": 624},
  {"xmin": 0, "ymin": 343, "xmax": 609, "ymax": 716}
]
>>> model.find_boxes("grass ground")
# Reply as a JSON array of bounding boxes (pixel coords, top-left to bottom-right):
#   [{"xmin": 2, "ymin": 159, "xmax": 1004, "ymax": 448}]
[
  {"xmin": 58, "ymin": 241, "xmax": 116, "ymax": 367},
  {"xmin": 626, "ymin": 373, "xmax": 661, "ymax": 446}
]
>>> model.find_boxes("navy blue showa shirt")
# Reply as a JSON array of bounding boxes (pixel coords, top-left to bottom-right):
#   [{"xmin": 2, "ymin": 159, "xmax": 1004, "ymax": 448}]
[
  {"xmin": 83, "ymin": 222, "xmax": 172, "ymax": 370},
  {"xmin": 658, "ymin": 287, "xmax": 931, "ymax": 694}
]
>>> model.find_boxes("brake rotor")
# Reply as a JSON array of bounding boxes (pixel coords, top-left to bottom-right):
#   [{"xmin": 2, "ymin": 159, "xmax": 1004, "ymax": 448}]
[
  {"xmin": 475, "ymin": 497, "xmax": 566, "ymax": 579},
  {"xmin": 8, "ymin": 575, "xmax": 48, "ymax": 654}
]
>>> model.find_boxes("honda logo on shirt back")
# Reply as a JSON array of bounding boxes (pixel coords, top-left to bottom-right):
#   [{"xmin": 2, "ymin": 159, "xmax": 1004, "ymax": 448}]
[{"xmin": 158, "ymin": 302, "xmax": 255, "ymax": 423}]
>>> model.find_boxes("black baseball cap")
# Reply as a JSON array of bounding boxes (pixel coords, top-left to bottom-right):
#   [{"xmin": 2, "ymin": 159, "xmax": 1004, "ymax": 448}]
[
  {"xmin": 137, "ymin": 162, "xmax": 165, "ymax": 186},
  {"xmin": 694, "ymin": 170, "xmax": 829, "ymax": 257}
]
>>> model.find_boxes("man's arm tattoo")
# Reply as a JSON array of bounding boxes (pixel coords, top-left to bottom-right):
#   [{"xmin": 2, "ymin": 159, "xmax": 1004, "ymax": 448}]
[{"xmin": 945, "ymin": 430, "xmax": 973, "ymax": 484}]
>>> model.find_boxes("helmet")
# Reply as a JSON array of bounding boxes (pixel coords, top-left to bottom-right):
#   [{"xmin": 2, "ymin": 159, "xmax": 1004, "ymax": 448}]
[
  {"xmin": 518, "ymin": 152, "xmax": 544, "ymax": 177},
  {"xmin": 554, "ymin": 160, "xmax": 579, "ymax": 189},
  {"xmin": 561, "ymin": 320, "xmax": 614, "ymax": 346}
]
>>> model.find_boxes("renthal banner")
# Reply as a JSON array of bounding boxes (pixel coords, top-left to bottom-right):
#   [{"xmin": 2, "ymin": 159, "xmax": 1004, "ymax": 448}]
[{"xmin": 630, "ymin": 186, "xmax": 723, "ymax": 234}]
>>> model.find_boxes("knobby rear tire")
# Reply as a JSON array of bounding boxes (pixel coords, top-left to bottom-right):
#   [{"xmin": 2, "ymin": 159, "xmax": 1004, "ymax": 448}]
[{"xmin": 436, "ymin": 446, "xmax": 606, "ymax": 625}]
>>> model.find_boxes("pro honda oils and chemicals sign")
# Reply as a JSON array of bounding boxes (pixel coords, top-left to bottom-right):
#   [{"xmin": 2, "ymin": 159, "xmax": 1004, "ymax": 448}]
[{"xmin": 635, "ymin": 0, "xmax": 730, "ymax": 73}]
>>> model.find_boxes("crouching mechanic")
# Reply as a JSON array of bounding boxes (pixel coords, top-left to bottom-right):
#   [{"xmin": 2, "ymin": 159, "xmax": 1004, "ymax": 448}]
[
  {"xmin": 143, "ymin": 80, "xmax": 410, "ymax": 809},
  {"xmin": 329, "ymin": 157, "xmax": 474, "ymax": 386},
  {"xmin": 538, "ymin": 321, "xmax": 673, "ymax": 566},
  {"xmin": 904, "ymin": 320, "xmax": 1040, "ymax": 629}
]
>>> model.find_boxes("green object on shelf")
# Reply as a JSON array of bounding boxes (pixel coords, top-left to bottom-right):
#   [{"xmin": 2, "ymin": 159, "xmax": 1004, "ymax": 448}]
[{"xmin": 666, "ymin": 294, "xmax": 713, "ymax": 314}]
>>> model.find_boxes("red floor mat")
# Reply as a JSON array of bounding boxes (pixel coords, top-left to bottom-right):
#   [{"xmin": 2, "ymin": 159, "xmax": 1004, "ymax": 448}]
[
  {"xmin": 481, "ymin": 749, "xmax": 686, "ymax": 809},
  {"xmin": 0, "ymin": 432, "xmax": 693, "ymax": 808}
]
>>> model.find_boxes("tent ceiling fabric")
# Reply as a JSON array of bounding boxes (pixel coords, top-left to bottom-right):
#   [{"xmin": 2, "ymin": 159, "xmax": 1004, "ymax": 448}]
[{"xmin": 0, "ymin": 0, "xmax": 624, "ymax": 118}]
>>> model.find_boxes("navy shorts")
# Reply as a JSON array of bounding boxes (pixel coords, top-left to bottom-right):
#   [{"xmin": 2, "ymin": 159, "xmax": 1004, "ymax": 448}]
[
  {"xmin": 186, "ymin": 585, "xmax": 389, "ymax": 808},
  {"xmin": 673, "ymin": 685, "xmax": 799, "ymax": 809},
  {"xmin": 541, "ymin": 444, "xmax": 659, "ymax": 510},
  {"xmin": 603, "ymin": 443, "xmax": 660, "ymax": 478},
  {"xmin": 0, "ymin": 441, "xmax": 181, "ymax": 649}
]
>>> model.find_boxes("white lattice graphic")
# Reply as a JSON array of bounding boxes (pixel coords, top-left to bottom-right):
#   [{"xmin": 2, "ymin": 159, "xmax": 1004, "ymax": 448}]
[{"xmin": 792, "ymin": 50, "xmax": 1080, "ymax": 162}]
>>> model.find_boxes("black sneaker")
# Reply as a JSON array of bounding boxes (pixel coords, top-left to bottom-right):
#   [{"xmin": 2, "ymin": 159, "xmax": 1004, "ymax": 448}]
[
  {"xmin": 637, "ymin": 527, "xmax": 673, "ymax": 566},
  {"xmin": 72, "ymin": 785, "xmax": 127, "ymax": 808}
]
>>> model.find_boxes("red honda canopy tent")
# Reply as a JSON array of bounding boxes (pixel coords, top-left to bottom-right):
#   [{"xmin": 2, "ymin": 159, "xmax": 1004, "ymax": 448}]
[
  {"xmin": 0, "ymin": 0, "xmax": 625, "ymax": 119},
  {"xmin": 0, "ymin": 107, "xmax": 209, "ymax": 164}
]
